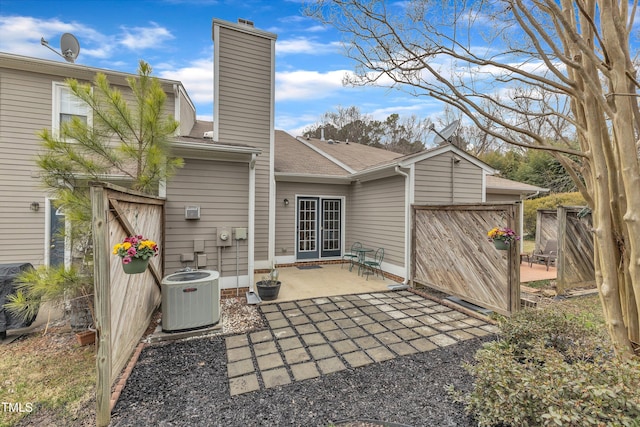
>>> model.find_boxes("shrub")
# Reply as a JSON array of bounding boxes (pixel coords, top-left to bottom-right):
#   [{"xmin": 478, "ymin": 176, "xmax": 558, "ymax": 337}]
[
  {"xmin": 457, "ymin": 308, "xmax": 640, "ymax": 426},
  {"xmin": 523, "ymin": 192, "xmax": 587, "ymax": 236}
]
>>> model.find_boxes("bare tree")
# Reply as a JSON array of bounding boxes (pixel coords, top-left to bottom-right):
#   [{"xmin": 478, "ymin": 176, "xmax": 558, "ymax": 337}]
[{"xmin": 305, "ymin": 0, "xmax": 640, "ymax": 358}]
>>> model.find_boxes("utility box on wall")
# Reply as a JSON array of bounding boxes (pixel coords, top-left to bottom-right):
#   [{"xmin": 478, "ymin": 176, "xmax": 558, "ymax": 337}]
[
  {"xmin": 185, "ymin": 205, "xmax": 201, "ymax": 220},
  {"xmin": 217, "ymin": 227, "xmax": 232, "ymax": 247}
]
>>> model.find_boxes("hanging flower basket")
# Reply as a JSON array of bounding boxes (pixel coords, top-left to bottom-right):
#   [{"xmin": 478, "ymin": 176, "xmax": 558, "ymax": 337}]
[
  {"xmin": 113, "ymin": 235, "xmax": 158, "ymax": 275},
  {"xmin": 121, "ymin": 257, "xmax": 150, "ymax": 274},
  {"xmin": 493, "ymin": 238, "xmax": 510, "ymax": 251},
  {"xmin": 487, "ymin": 227, "xmax": 519, "ymax": 251}
]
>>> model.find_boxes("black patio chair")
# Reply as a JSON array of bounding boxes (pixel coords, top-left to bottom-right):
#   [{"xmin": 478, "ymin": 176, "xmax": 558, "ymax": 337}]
[
  {"xmin": 342, "ymin": 241, "xmax": 362, "ymax": 271},
  {"xmin": 363, "ymin": 248, "xmax": 384, "ymax": 280}
]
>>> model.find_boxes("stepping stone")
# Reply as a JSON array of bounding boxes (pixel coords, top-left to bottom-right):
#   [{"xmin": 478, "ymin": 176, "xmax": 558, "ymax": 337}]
[
  {"xmin": 323, "ymin": 329, "xmax": 348, "ymax": 342},
  {"xmin": 253, "ymin": 341, "xmax": 278, "ymax": 357},
  {"xmin": 448, "ymin": 329, "xmax": 476, "ymax": 341},
  {"xmin": 429, "ymin": 334, "xmax": 458, "ymax": 347},
  {"xmin": 354, "ymin": 336, "xmax": 380, "ymax": 350},
  {"xmin": 262, "ymin": 368, "xmax": 291, "ymax": 388},
  {"xmin": 466, "ymin": 327, "xmax": 491, "ymax": 337},
  {"xmin": 278, "ymin": 336, "xmax": 303, "ymax": 351},
  {"xmin": 227, "ymin": 346, "xmax": 252, "ymax": 362},
  {"xmin": 290, "ymin": 362, "xmax": 320, "ymax": 381},
  {"xmin": 289, "ymin": 315, "xmax": 311, "ymax": 326},
  {"xmin": 375, "ymin": 331, "xmax": 402, "ymax": 345},
  {"xmin": 308, "ymin": 344, "xmax": 335, "ymax": 359},
  {"xmin": 229, "ymin": 373, "xmax": 260, "ymax": 396},
  {"xmin": 272, "ymin": 327, "xmax": 296, "ymax": 339},
  {"xmin": 301, "ymin": 333, "xmax": 327, "ymax": 346},
  {"xmin": 362, "ymin": 323, "xmax": 387, "ymax": 334},
  {"xmin": 409, "ymin": 338, "xmax": 438, "ymax": 352},
  {"xmin": 257, "ymin": 353, "xmax": 284, "ymax": 371},
  {"xmin": 295, "ymin": 324, "xmax": 318, "ymax": 335},
  {"xmin": 227, "ymin": 359, "xmax": 255, "ymax": 378},
  {"xmin": 309, "ymin": 312, "xmax": 330, "ymax": 322},
  {"xmin": 317, "ymin": 357, "xmax": 347, "ymax": 375},
  {"xmin": 331, "ymin": 339, "xmax": 358, "ymax": 354},
  {"xmin": 365, "ymin": 346, "xmax": 395, "ymax": 363},
  {"xmin": 343, "ymin": 327, "xmax": 368, "ymax": 339},
  {"xmin": 343, "ymin": 351, "xmax": 374, "ymax": 368},
  {"xmin": 389, "ymin": 342, "xmax": 419, "ymax": 356},
  {"xmin": 316, "ymin": 320, "xmax": 339, "ymax": 332},
  {"xmin": 268, "ymin": 319, "xmax": 289, "ymax": 329},
  {"xmin": 283, "ymin": 347, "xmax": 311, "ymax": 364},
  {"xmin": 226, "ymin": 334, "xmax": 249, "ymax": 349},
  {"xmin": 250, "ymin": 330, "xmax": 272, "ymax": 344}
]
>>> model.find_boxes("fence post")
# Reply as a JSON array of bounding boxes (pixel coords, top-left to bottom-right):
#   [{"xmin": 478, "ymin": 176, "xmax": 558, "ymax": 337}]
[
  {"xmin": 91, "ymin": 184, "xmax": 112, "ymax": 427},
  {"xmin": 556, "ymin": 206, "xmax": 568, "ymax": 295}
]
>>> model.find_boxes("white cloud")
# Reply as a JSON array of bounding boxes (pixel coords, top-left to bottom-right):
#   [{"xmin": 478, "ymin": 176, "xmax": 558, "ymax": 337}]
[
  {"xmin": 276, "ymin": 69, "xmax": 352, "ymax": 101},
  {"xmin": 157, "ymin": 58, "xmax": 214, "ymax": 107},
  {"xmin": 0, "ymin": 15, "xmax": 109, "ymax": 60},
  {"xmin": 276, "ymin": 37, "xmax": 342, "ymax": 55},
  {"xmin": 119, "ymin": 22, "xmax": 174, "ymax": 50}
]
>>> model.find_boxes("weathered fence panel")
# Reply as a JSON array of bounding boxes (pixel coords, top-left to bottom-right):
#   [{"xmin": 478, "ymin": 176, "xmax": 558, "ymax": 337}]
[
  {"xmin": 535, "ymin": 209, "xmax": 558, "ymax": 252},
  {"xmin": 412, "ymin": 204, "xmax": 520, "ymax": 316},
  {"xmin": 91, "ymin": 182, "xmax": 164, "ymax": 426},
  {"xmin": 557, "ymin": 206, "xmax": 595, "ymax": 293}
]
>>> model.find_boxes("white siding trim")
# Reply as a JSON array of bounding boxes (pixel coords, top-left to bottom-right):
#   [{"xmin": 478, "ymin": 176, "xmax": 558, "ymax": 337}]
[
  {"xmin": 268, "ymin": 38, "xmax": 276, "ymax": 266},
  {"xmin": 248, "ymin": 154, "xmax": 256, "ymax": 285},
  {"xmin": 482, "ymin": 171, "xmax": 487, "ymax": 202},
  {"xmin": 395, "ymin": 166, "xmax": 411, "ymax": 284},
  {"xmin": 212, "ymin": 25, "xmax": 220, "ymax": 142}
]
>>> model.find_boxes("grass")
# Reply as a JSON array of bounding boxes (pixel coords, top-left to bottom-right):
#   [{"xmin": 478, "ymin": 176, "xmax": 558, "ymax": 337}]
[{"xmin": 0, "ymin": 326, "xmax": 96, "ymax": 427}]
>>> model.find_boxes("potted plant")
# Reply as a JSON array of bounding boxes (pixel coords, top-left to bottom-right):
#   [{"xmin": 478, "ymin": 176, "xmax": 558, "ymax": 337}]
[
  {"xmin": 256, "ymin": 265, "xmax": 281, "ymax": 301},
  {"xmin": 487, "ymin": 226, "xmax": 520, "ymax": 250},
  {"xmin": 113, "ymin": 235, "xmax": 158, "ymax": 274}
]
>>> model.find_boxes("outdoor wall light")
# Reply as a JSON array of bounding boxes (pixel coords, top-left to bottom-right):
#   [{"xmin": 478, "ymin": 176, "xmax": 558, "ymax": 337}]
[
  {"xmin": 284, "ymin": 198, "xmax": 289, "ymax": 206},
  {"xmin": 30, "ymin": 201, "xmax": 40, "ymax": 212}
]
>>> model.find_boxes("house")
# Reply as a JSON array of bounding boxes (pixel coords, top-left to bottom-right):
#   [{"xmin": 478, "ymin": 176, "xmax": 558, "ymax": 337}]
[{"xmin": 0, "ymin": 18, "xmax": 545, "ymax": 294}]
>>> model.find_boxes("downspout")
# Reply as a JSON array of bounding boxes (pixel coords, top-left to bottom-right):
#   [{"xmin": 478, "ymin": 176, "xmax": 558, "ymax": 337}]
[
  {"xmin": 395, "ymin": 166, "xmax": 411, "ymax": 285},
  {"xmin": 248, "ymin": 153, "xmax": 257, "ymax": 287}
]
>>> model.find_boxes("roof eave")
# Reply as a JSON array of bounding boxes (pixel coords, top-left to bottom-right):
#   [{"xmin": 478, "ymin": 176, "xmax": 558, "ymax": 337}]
[
  {"xmin": 171, "ymin": 140, "xmax": 261, "ymax": 162},
  {"xmin": 275, "ymin": 172, "xmax": 353, "ymax": 184}
]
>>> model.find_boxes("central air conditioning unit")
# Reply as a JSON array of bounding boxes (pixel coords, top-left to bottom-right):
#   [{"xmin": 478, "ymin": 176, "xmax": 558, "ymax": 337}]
[{"xmin": 161, "ymin": 270, "xmax": 220, "ymax": 333}]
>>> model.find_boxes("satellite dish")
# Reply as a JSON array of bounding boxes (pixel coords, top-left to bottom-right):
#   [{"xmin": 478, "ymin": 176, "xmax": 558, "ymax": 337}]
[
  {"xmin": 40, "ymin": 33, "xmax": 80, "ymax": 63},
  {"xmin": 60, "ymin": 33, "xmax": 80, "ymax": 63},
  {"xmin": 430, "ymin": 119, "xmax": 460, "ymax": 144}
]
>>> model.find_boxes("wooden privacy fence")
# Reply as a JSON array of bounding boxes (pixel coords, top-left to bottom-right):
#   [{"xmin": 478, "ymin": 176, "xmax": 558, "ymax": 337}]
[
  {"xmin": 412, "ymin": 204, "xmax": 521, "ymax": 316},
  {"xmin": 535, "ymin": 209, "xmax": 558, "ymax": 252},
  {"xmin": 557, "ymin": 206, "xmax": 595, "ymax": 293},
  {"xmin": 91, "ymin": 182, "xmax": 164, "ymax": 427}
]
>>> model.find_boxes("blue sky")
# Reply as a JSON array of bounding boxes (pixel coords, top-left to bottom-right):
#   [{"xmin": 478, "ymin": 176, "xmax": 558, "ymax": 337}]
[{"xmin": 0, "ymin": 0, "xmax": 443, "ymax": 135}]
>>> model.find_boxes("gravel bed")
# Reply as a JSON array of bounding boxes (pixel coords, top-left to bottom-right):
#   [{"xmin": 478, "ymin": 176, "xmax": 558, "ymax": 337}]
[{"xmin": 110, "ymin": 333, "xmax": 491, "ymax": 426}]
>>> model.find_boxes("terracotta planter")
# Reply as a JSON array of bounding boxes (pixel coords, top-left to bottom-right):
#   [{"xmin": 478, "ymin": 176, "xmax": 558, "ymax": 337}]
[
  {"xmin": 76, "ymin": 329, "xmax": 96, "ymax": 346},
  {"xmin": 493, "ymin": 239, "xmax": 510, "ymax": 250},
  {"xmin": 256, "ymin": 281, "xmax": 281, "ymax": 301},
  {"xmin": 122, "ymin": 257, "xmax": 150, "ymax": 274}
]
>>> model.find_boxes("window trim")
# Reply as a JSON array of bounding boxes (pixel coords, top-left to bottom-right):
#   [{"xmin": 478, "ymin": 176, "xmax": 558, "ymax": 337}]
[{"xmin": 51, "ymin": 81, "xmax": 92, "ymax": 138}]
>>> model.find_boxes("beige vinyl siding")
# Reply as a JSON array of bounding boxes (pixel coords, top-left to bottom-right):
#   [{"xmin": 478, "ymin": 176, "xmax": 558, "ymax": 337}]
[
  {"xmin": 215, "ymin": 24, "xmax": 274, "ymax": 262},
  {"xmin": 177, "ymin": 89, "xmax": 195, "ymax": 136},
  {"xmin": 348, "ymin": 175, "xmax": 405, "ymax": 268},
  {"xmin": 164, "ymin": 159, "xmax": 249, "ymax": 276},
  {"xmin": 414, "ymin": 152, "xmax": 483, "ymax": 204},
  {"xmin": 0, "ymin": 60, "xmax": 181, "ymax": 266},
  {"xmin": 0, "ymin": 69, "xmax": 57, "ymax": 265},
  {"xmin": 275, "ymin": 182, "xmax": 350, "ymax": 258}
]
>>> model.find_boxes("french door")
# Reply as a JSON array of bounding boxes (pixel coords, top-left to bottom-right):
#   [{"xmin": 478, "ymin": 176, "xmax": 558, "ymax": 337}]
[{"xmin": 296, "ymin": 197, "xmax": 342, "ymax": 260}]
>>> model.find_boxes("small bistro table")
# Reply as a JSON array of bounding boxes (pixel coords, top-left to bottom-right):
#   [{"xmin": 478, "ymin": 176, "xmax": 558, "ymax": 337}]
[{"xmin": 352, "ymin": 247, "xmax": 373, "ymax": 276}]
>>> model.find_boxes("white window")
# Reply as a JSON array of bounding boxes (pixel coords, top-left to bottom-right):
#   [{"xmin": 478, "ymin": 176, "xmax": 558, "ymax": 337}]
[{"xmin": 52, "ymin": 82, "xmax": 91, "ymax": 137}]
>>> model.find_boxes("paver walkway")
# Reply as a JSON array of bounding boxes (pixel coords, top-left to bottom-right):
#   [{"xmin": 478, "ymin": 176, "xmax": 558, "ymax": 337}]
[{"xmin": 225, "ymin": 290, "xmax": 498, "ymax": 395}]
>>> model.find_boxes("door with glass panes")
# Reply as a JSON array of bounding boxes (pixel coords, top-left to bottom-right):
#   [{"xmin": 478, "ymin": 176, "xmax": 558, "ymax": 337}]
[{"xmin": 296, "ymin": 197, "xmax": 342, "ymax": 260}]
